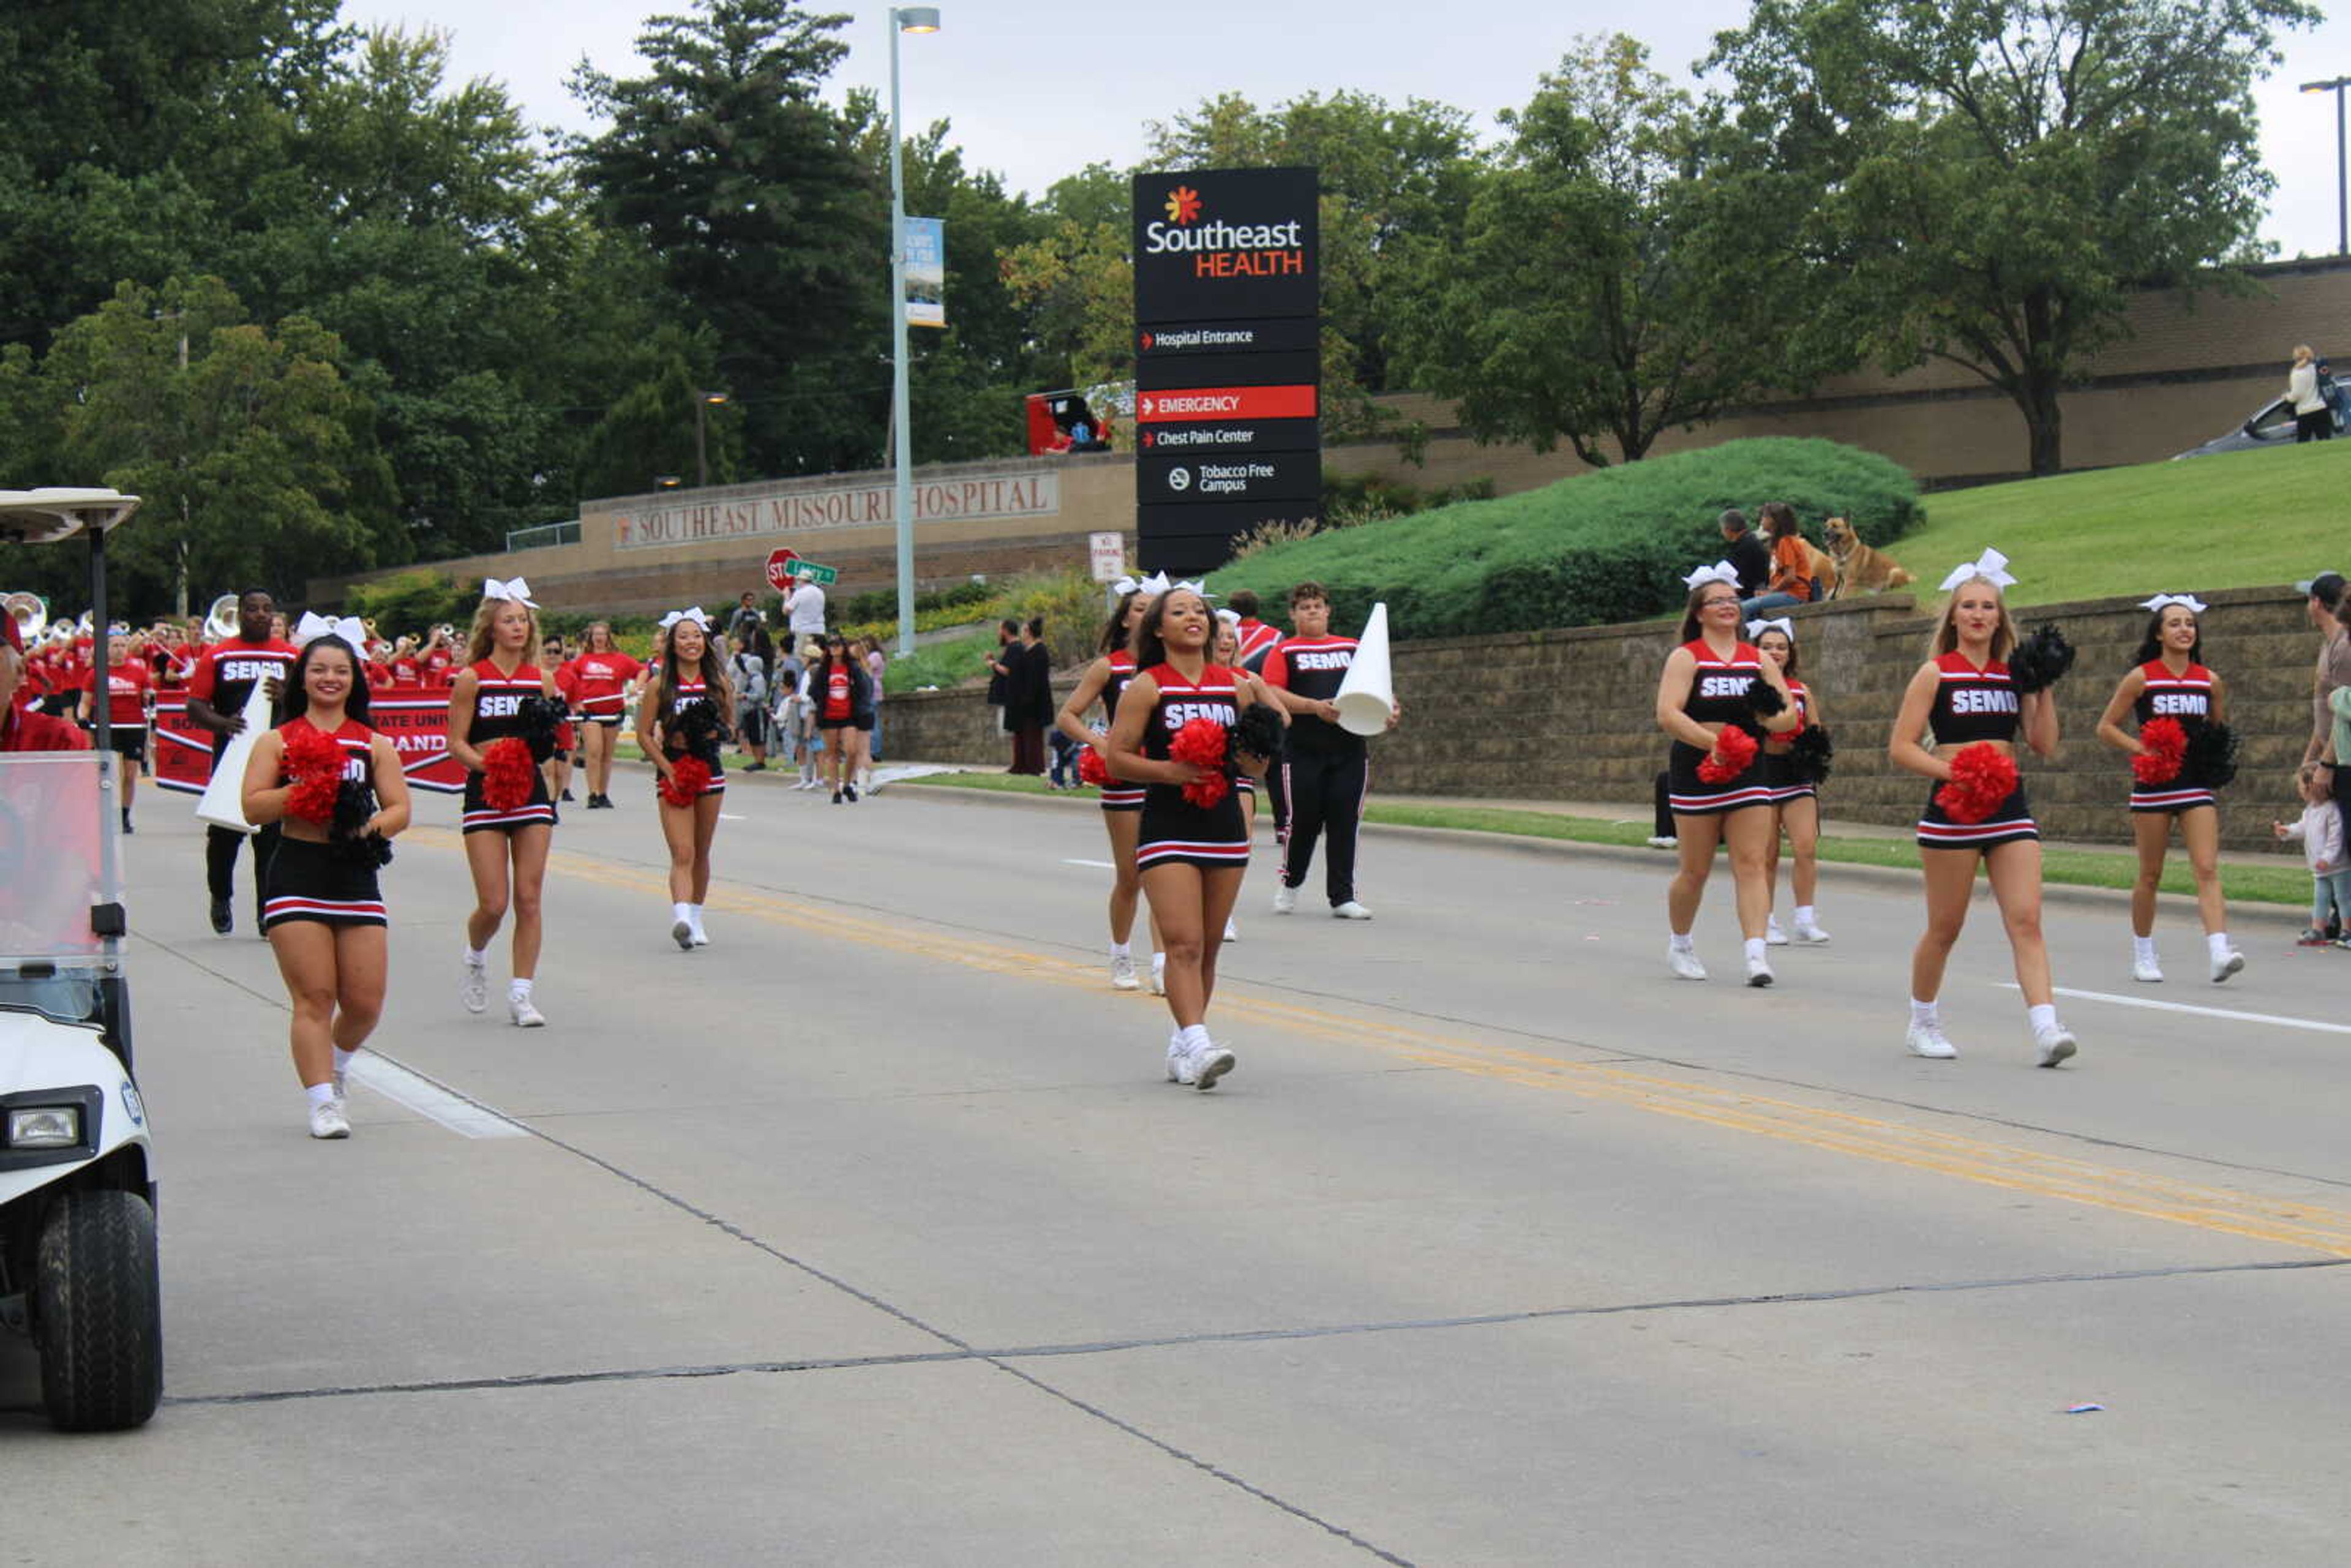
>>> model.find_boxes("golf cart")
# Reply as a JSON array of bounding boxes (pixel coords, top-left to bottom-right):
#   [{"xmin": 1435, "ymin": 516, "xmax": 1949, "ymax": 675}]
[{"xmin": 0, "ymin": 488, "xmax": 161, "ymax": 1431}]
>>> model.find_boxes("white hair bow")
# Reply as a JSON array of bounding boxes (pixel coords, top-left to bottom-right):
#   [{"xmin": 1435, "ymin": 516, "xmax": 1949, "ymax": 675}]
[
  {"xmin": 1173, "ymin": 578, "xmax": 1207, "ymax": 598},
  {"xmin": 1938, "ymin": 548, "xmax": 2017, "ymax": 591},
  {"xmin": 1216, "ymin": 607, "xmax": 1241, "ymax": 626},
  {"xmin": 2140, "ymin": 593, "xmax": 2207, "ymax": 615},
  {"xmin": 658, "ymin": 607, "xmax": 711, "ymax": 632},
  {"xmin": 1112, "ymin": 571, "xmax": 1172, "ymax": 598},
  {"xmin": 483, "ymin": 576, "xmax": 538, "ymax": 607},
  {"xmin": 1682, "ymin": 561, "xmax": 1740, "ymax": 590},
  {"xmin": 1746, "ymin": 617, "xmax": 1794, "ymax": 642},
  {"xmin": 293, "ymin": 612, "xmax": 368, "ymax": 648}
]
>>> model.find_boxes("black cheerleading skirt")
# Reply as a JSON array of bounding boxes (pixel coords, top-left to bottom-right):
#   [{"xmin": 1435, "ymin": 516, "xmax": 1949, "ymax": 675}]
[
  {"xmin": 1667, "ymin": 737, "xmax": 1774, "ymax": 817},
  {"xmin": 2129, "ymin": 774, "xmax": 2217, "ymax": 814},
  {"xmin": 1098, "ymin": 776, "xmax": 1145, "ymax": 813},
  {"xmin": 1137, "ymin": 781, "xmax": 1250, "ymax": 872},
  {"xmin": 262, "ymin": 837, "xmax": 387, "ymax": 931},
  {"xmin": 1916, "ymin": 785, "xmax": 2039, "ymax": 851},
  {"xmin": 462, "ymin": 768, "xmax": 558, "ymax": 834},
  {"xmin": 1763, "ymin": 749, "xmax": 1817, "ymax": 805}
]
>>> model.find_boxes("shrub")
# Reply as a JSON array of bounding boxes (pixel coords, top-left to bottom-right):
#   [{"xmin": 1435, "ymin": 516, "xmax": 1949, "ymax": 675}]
[
  {"xmin": 1213, "ymin": 439, "xmax": 1921, "ymax": 640},
  {"xmin": 343, "ymin": 571, "xmax": 471, "ymax": 637}
]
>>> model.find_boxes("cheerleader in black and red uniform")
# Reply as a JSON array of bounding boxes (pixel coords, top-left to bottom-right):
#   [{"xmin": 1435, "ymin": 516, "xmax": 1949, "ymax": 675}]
[
  {"xmin": 240, "ymin": 619, "xmax": 410, "ymax": 1139},
  {"xmin": 1055, "ymin": 574, "xmax": 1164, "ymax": 992},
  {"xmin": 634, "ymin": 607, "xmax": 734, "ymax": 951},
  {"xmin": 1655, "ymin": 563, "xmax": 1801, "ymax": 986},
  {"xmin": 1749, "ymin": 618, "xmax": 1832, "ymax": 947},
  {"xmin": 448, "ymin": 578, "xmax": 563, "ymax": 1027},
  {"xmin": 1105, "ymin": 585, "xmax": 1279, "ymax": 1089},
  {"xmin": 1889, "ymin": 549, "xmax": 2077, "ymax": 1065},
  {"xmin": 2094, "ymin": 593, "xmax": 2242, "ymax": 985}
]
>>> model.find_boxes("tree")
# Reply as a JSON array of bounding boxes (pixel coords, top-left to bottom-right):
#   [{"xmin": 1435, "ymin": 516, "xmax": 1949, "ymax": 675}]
[
  {"xmin": 1390, "ymin": 37, "xmax": 1810, "ymax": 466},
  {"xmin": 1706, "ymin": 0, "xmax": 2320, "ymax": 476},
  {"xmin": 569, "ymin": 0, "xmax": 889, "ymax": 479}
]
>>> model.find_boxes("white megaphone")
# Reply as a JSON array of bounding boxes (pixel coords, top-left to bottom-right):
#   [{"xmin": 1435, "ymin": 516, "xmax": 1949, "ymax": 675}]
[
  {"xmin": 1332, "ymin": 602, "xmax": 1395, "ymax": 737},
  {"xmin": 193, "ymin": 680, "xmax": 274, "ymax": 835}
]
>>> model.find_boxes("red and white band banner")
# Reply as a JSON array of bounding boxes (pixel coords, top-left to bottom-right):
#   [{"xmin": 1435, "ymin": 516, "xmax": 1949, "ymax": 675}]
[{"xmin": 152, "ymin": 689, "xmax": 468, "ymax": 796}]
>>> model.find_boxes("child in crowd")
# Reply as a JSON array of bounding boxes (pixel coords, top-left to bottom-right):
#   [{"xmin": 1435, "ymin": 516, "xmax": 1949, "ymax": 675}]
[
  {"xmin": 1048, "ymin": 725, "xmax": 1083, "ymax": 789},
  {"xmin": 2274, "ymin": 765, "xmax": 2351, "ymax": 947}
]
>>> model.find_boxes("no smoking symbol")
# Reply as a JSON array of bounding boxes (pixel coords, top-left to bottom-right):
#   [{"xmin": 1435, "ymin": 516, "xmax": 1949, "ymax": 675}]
[{"xmin": 1166, "ymin": 467, "xmax": 1191, "ymax": 492}]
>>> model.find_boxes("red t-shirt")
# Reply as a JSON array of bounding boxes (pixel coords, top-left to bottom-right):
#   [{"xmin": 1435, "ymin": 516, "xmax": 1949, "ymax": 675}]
[
  {"xmin": 567, "ymin": 651, "xmax": 641, "ymax": 716},
  {"xmin": 188, "ymin": 636, "xmax": 301, "ymax": 711},
  {"xmin": 421, "ymin": 651, "xmax": 455, "ymax": 688},
  {"xmin": 81, "ymin": 660, "xmax": 154, "ymax": 726},
  {"xmin": 391, "ymin": 656, "xmax": 421, "ymax": 685},
  {"xmin": 0, "ymin": 702, "xmax": 92, "ymax": 752},
  {"xmin": 823, "ymin": 667, "xmax": 852, "ymax": 722}
]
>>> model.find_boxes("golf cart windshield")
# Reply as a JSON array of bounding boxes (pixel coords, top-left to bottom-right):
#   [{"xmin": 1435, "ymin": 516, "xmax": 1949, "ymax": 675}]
[{"xmin": 0, "ymin": 751, "xmax": 116, "ymax": 1022}]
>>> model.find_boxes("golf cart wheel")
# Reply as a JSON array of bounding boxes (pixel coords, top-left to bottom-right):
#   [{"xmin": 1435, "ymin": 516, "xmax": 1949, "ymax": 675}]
[{"xmin": 34, "ymin": 1187, "xmax": 162, "ymax": 1431}]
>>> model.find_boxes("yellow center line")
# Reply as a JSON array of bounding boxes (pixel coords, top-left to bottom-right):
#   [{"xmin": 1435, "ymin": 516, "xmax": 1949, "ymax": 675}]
[{"xmin": 407, "ymin": 827, "xmax": 2351, "ymax": 1258}]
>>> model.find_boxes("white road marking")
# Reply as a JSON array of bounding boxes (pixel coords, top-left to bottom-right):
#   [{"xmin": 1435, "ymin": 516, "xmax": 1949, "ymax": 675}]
[
  {"xmin": 1998, "ymin": 983, "xmax": 2351, "ymax": 1037},
  {"xmin": 1062, "ymin": 858, "xmax": 1117, "ymax": 869},
  {"xmin": 720, "ymin": 812, "xmax": 748, "ymax": 820},
  {"xmin": 345, "ymin": 1056, "xmax": 531, "ymax": 1139}
]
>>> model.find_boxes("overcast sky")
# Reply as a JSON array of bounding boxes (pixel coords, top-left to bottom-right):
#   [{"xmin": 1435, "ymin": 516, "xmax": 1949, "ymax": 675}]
[{"xmin": 361, "ymin": 0, "xmax": 2351, "ymax": 260}]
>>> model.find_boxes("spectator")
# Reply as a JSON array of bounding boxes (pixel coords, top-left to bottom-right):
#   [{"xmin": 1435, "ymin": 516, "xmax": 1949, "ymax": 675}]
[
  {"xmin": 860, "ymin": 635, "xmax": 888, "ymax": 767},
  {"xmin": 986, "ymin": 617, "xmax": 1019, "ymax": 741},
  {"xmin": 1719, "ymin": 509, "xmax": 1771, "ymax": 601},
  {"xmin": 729, "ymin": 633, "xmax": 770, "ymax": 771},
  {"xmin": 1741, "ymin": 501, "xmax": 1814, "ymax": 620},
  {"xmin": 728, "ymin": 591, "xmax": 764, "ymax": 645},
  {"xmin": 2300, "ymin": 571, "xmax": 2351, "ymax": 877},
  {"xmin": 1006, "ymin": 616, "xmax": 1052, "ymax": 775},
  {"xmin": 2290, "ymin": 345, "xmax": 2333, "ymax": 443},
  {"xmin": 2274, "ymin": 765, "xmax": 2350, "ymax": 947},
  {"xmin": 782, "ymin": 575, "xmax": 827, "ymax": 641}
]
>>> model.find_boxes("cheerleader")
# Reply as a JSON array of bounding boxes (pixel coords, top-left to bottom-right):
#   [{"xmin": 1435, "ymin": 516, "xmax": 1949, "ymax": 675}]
[
  {"xmin": 2093, "ymin": 594, "xmax": 2243, "ymax": 983},
  {"xmin": 1889, "ymin": 549, "xmax": 2077, "ymax": 1065},
  {"xmin": 447, "ymin": 578, "xmax": 562, "ymax": 1027},
  {"xmin": 1104, "ymin": 585, "xmax": 1280, "ymax": 1089},
  {"xmin": 1214, "ymin": 608, "xmax": 1284, "ymax": 945},
  {"xmin": 239, "ymin": 617, "xmax": 410, "ymax": 1139},
  {"xmin": 1655, "ymin": 563, "xmax": 1801, "ymax": 986},
  {"xmin": 634, "ymin": 607, "xmax": 733, "ymax": 950},
  {"xmin": 1750, "ymin": 618, "xmax": 1831, "ymax": 946},
  {"xmin": 1055, "ymin": 574, "xmax": 1163, "ymax": 991}
]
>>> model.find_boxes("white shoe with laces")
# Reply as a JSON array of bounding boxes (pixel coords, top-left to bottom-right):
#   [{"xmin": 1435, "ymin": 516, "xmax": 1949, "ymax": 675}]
[
  {"xmin": 2132, "ymin": 953, "xmax": 2163, "ymax": 983},
  {"xmin": 460, "ymin": 955, "xmax": 489, "ymax": 1015},
  {"xmin": 1150, "ymin": 955, "xmax": 1166, "ymax": 996},
  {"xmin": 309, "ymin": 1100, "xmax": 351, "ymax": 1139},
  {"xmin": 1331, "ymin": 901, "xmax": 1372, "ymax": 920},
  {"xmin": 1793, "ymin": 918, "xmax": 1831, "ymax": 945},
  {"xmin": 1745, "ymin": 952, "xmax": 1775, "ymax": 988},
  {"xmin": 689, "ymin": 912, "xmax": 710, "ymax": 948},
  {"xmin": 1905, "ymin": 1021, "xmax": 1958, "ymax": 1059},
  {"xmin": 1223, "ymin": 918, "xmax": 1240, "ymax": 942},
  {"xmin": 1667, "ymin": 944, "xmax": 1707, "ymax": 981},
  {"xmin": 2033, "ymin": 1023, "xmax": 2078, "ymax": 1067},
  {"xmin": 1765, "ymin": 915, "xmax": 1790, "ymax": 947},
  {"xmin": 1272, "ymin": 883, "xmax": 1297, "ymax": 914},
  {"xmin": 1190, "ymin": 1041, "xmax": 1237, "ymax": 1090},
  {"xmin": 1645, "ymin": 835, "xmax": 1678, "ymax": 849},
  {"xmin": 510, "ymin": 994, "xmax": 547, "ymax": 1029},
  {"xmin": 1166, "ymin": 1038, "xmax": 1195, "ymax": 1085},
  {"xmin": 672, "ymin": 916, "xmax": 695, "ymax": 951},
  {"xmin": 2209, "ymin": 947, "xmax": 2244, "ymax": 984},
  {"xmin": 1111, "ymin": 953, "xmax": 1139, "ymax": 991}
]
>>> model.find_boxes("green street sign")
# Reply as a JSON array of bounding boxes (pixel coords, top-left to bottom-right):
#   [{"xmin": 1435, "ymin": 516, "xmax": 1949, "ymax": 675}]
[{"xmin": 790, "ymin": 561, "xmax": 838, "ymax": 586}]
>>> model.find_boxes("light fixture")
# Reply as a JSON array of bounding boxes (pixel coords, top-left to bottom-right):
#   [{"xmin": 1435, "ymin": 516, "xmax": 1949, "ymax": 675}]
[
  {"xmin": 2304, "ymin": 76, "xmax": 2350, "ymax": 258},
  {"xmin": 887, "ymin": 6, "xmax": 942, "ymax": 656}
]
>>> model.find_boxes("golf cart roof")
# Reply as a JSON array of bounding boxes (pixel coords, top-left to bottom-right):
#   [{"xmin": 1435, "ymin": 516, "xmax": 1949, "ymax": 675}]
[{"xmin": 0, "ymin": 489, "xmax": 142, "ymax": 544}]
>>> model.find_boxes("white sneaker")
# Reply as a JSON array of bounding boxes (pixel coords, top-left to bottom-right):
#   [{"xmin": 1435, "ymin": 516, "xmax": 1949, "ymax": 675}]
[
  {"xmin": 510, "ymin": 994, "xmax": 547, "ymax": 1029},
  {"xmin": 1646, "ymin": 835, "xmax": 1678, "ymax": 849},
  {"xmin": 2131, "ymin": 954, "xmax": 2163, "ymax": 983},
  {"xmin": 1765, "ymin": 915, "xmax": 1790, "ymax": 947},
  {"xmin": 1111, "ymin": 953, "xmax": 1139, "ymax": 991},
  {"xmin": 1331, "ymin": 900, "xmax": 1373, "ymax": 920},
  {"xmin": 1190, "ymin": 1041, "xmax": 1237, "ymax": 1090},
  {"xmin": 1906, "ymin": 1021, "xmax": 1958, "ymax": 1059},
  {"xmin": 1272, "ymin": 884, "xmax": 1297, "ymax": 914},
  {"xmin": 2209, "ymin": 948, "xmax": 2244, "ymax": 984},
  {"xmin": 672, "ymin": 915, "xmax": 694, "ymax": 951},
  {"xmin": 1667, "ymin": 944, "xmax": 1707, "ymax": 981},
  {"xmin": 1223, "ymin": 918, "xmax": 1240, "ymax": 942},
  {"xmin": 309, "ymin": 1100, "xmax": 351, "ymax": 1139},
  {"xmin": 1166, "ymin": 1038, "xmax": 1195, "ymax": 1085},
  {"xmin": 459, "ymin": 955, "xmax": 488, "ymax": 1015},
  {"xmin": 2033, "ymin": 1023, "xmax": 2078, "ymax": 1068},
  {"xmin": 1745, "ymin": 952, "xmax": 1775, "ymax": 988},
  {"xmin": 1150, "ymin": 955, "xmax": 1166, "ymax": 996},
  {"xmin": 689, "ymin": 914, "xmax": 710, "ymax": 948},
  {"xmin": 1793, "ymin": 919, "xmax": 1831, "ymax": 945}
]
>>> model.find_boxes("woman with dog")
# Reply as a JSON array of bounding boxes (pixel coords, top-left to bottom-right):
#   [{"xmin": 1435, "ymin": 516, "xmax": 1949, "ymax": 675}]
[
  {"xmin": 1739, "ymin": 502, "xmax": 1817, "ymax": 620},
  {"xmin": 1888, "ymin": 549, "xmax": 2078, "ymax": 1065},
  {"xmin": 1655, "ymin": 563, "xmax": 1802, "ymax": 986},
  {"xmin": 2093, "ymin": 595, "xmax": 2243, "ymax": 985},
  {"xmin": 1750, "ymin": 618, "xmax": 1831, "ymax": 947}
]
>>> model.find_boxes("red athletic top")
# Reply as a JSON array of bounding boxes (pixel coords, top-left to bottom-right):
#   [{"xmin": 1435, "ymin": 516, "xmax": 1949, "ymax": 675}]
[
  {"xmin": 1234, "ymin": 618, "xmax": 1281, "ymax": 667},
  {"xmin": 567, "ymin": 651, "xmax": 641, "ymax": 716},
  {"xmin": 421, "ymin": 650, "xmax": 456, "ymax": 688},
  {"xmin": 0, "ymin": 702, "xmax": 91, "ymax": 751},
  {"xmin": 391, "ymin": 656, "xmax": 421, "ymax": 685},
  {"xmin": 81, "ymin": 659, "xmax": 154, "ymax": 726},
  {"xmin": 823, "ymin": 667, "xmax": 852, "ymax": 722},
  {"xmin": 279, "ymin": 716, "xmax": 377, "ymax": 783},
  {"xmin": 2134, "ymin": 660, "xmax": 2214, "ymax": 727},
  {"xmin": 188, "ymin": 636, "xmax": 301, "ymax": 710}
]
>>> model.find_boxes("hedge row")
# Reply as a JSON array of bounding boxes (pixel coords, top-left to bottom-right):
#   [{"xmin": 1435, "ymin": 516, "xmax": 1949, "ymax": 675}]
[{"xmin": 1212, "ymin": 438, "xmax": 1922, "ymax": 640}]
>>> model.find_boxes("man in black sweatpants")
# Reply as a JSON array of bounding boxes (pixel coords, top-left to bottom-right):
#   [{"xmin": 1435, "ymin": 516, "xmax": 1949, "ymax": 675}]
[{"xmin": 1262, "ymin": 580, "xmax": 1386, "ymax": 920}]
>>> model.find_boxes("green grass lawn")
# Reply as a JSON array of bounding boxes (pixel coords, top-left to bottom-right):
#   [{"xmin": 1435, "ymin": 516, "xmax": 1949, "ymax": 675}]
[
  {"xmin": 1892, "ymin": 438, "xmax": 2351, "ymax": 606},
  {"xmin": 896, "ymin": 771, "xmax": 2313, "ymax": 907}
]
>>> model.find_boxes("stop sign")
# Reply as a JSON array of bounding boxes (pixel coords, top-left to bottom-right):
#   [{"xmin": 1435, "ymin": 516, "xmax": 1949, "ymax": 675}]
[{"xmin": 763, "ymin": 547, "xmax": 800, "ymax": 593}]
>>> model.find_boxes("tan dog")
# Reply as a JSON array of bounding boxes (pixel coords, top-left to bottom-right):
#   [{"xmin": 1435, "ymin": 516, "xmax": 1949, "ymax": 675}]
[{"xmin": 1821, "ymin": 515, "xmax": 1914, "ymax": 597}]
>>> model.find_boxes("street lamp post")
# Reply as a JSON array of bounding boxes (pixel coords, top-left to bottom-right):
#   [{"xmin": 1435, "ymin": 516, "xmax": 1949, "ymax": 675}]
[
  {"xmin": 889, "ymin": 6, "xmax": 940, "ymax": 658},
  {"xmin": 693, "ymin": 391, "xmax": 729, "ymax": 489},
  {"xmin": 2306, "ymin": 77, "xmax": 2351, "ymax": 258}
]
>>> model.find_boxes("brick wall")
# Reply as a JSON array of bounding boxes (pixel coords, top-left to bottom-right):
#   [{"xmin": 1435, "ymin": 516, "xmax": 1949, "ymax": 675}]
[{"xmin": 886, "ymin": 588, "xmax": 2320, "ymax": 851}]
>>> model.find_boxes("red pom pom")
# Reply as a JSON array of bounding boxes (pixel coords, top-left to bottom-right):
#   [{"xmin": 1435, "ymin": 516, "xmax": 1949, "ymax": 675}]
[
  {"xmin": 282, "ymin": 724, "xmax": 343, "ymax": 825},
  {"xmin": 659, "ymin": 755, "xmax": 711, "ymax": 808},
  {"xmin": 1935, "ymin": 742, "xmax": 2019, "ymax": 824},
  {"xmin": 1077, "ymin": 744, "xmax": 1109, "ymax": 787},
  {"xmin": 2132, "ymin": 717, "xmax": 2187, "ymax": 785},
  {"xmin": 1168, "ymin": 716, "xmax": 1231, "ymax": 808},
  {"xmin": 1696, "ymin": 723, "xmax": 1759, "ymax": 784},
  {"xmin": 481, "ymin": 736, "xmax": 538, "ymax": 813}
]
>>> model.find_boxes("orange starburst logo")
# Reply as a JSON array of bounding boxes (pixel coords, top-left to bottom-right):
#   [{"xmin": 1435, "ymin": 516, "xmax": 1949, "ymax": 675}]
[{"xmin": 1164, "ymin": 186, "xmax": 1202, "ymax": 225}]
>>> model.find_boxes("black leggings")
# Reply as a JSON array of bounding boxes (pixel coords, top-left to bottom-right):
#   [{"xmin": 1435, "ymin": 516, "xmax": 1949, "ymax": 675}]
[
  {"xmin": 207, "ymin": 820, "xmax": 282, "ymax": 912},
  {"xmin": 1654, "ymin": 770, "xmax": 1675, "ymax": 839},
  {"xmin": 2297, "ymin": 408, "xmax": 2334, "ymax": 443},
  {"xmin": 1281, "ymin": 748, "xmax": 1368, "ymax": 905}
]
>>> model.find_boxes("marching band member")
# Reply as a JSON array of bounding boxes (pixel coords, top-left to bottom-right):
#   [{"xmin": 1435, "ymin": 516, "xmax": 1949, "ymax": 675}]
[{"xmin": 186, "ymin": 589, "xmax": 301, "ymax": 935}]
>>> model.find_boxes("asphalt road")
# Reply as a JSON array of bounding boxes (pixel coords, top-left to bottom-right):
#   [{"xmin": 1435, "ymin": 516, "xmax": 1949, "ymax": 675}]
[{"xmin": 6, "ymin": 770, "xmax": 2347, "ymax": 1566}]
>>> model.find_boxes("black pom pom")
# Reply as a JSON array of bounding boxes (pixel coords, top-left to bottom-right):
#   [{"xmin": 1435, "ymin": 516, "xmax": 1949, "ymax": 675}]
[
  {"xmin": 517, "ymin": 694, "xmax": 566, "ymax": 762},
  {"xmin": 1229, "ymin": 703, "xmax": 1286, "ymax": 765},
  {"xmin": 675, "ymin": 698, "xmax": 726, "ymax": 765},
  {"xmin": 2186, "ymin": 720, "xmax": 2239, "ymax": 790},
  {"xmin": 1789, "ymin": 724, "xmax": 1835, "ymax": 784},
  {"xmin": 1745, "ymin": 680, "xmax": 1787, "ymax": 719},
  {"xmin": 329, "ymin": 779, "xmax": 394, "ymax": 868},
  {"xmin": 2008, "ymin": 624, "xmax": 2076, "ymax": 694}
]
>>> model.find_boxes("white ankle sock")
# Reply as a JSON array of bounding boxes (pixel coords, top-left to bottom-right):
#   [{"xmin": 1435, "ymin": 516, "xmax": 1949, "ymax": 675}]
[
  {"xmin": 2208, "ymin": 931, "xmax": 2232, "ymax": 959},
  {"xmin": 1794, "ymin": 905, "xmax": 1817, "ymax": 926},
  {"xmin": 1668, "ymin": 932, "xmax": 1695, "ymax": 953},
  {"xmin": 1178, "ymin": 1024, "xmax": 1211, "ymax": 1052},
  {"xmin": 463, "ymin": 945, "xmax": 486, "ymax": 966},
  {"xmin": 673, "ymin": 901, "xmax": 691, "ymax": 923},
  {"xmin": 2133, "ymin": 934, "xmax": 2158, "ymax": 962},
  {"xmin": 1111, "ymin": 941, "xmax": 1131, "ymax": 958},
  {"xmin": 510, "ymin": 978, "xmax": 533, "ymax": 1002},
  {"xmin": 1909, "ymin": 997, "xmax": 1939, "ymax": 1027},
  {"xmin": 305, "ymin": 1082, "xmax": 337, "ymax": 1110},
  {"xmin": 2027, "ymin": 1003, "xmax": 2058, "ymax": 1034},
  {"xmin": 332, "ymin": 1047, "xmax": 354, "ymax": 1075},
  {"xmin": 1153, "ymin": 951, "xmax": 1166, "ymax": 971}
]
